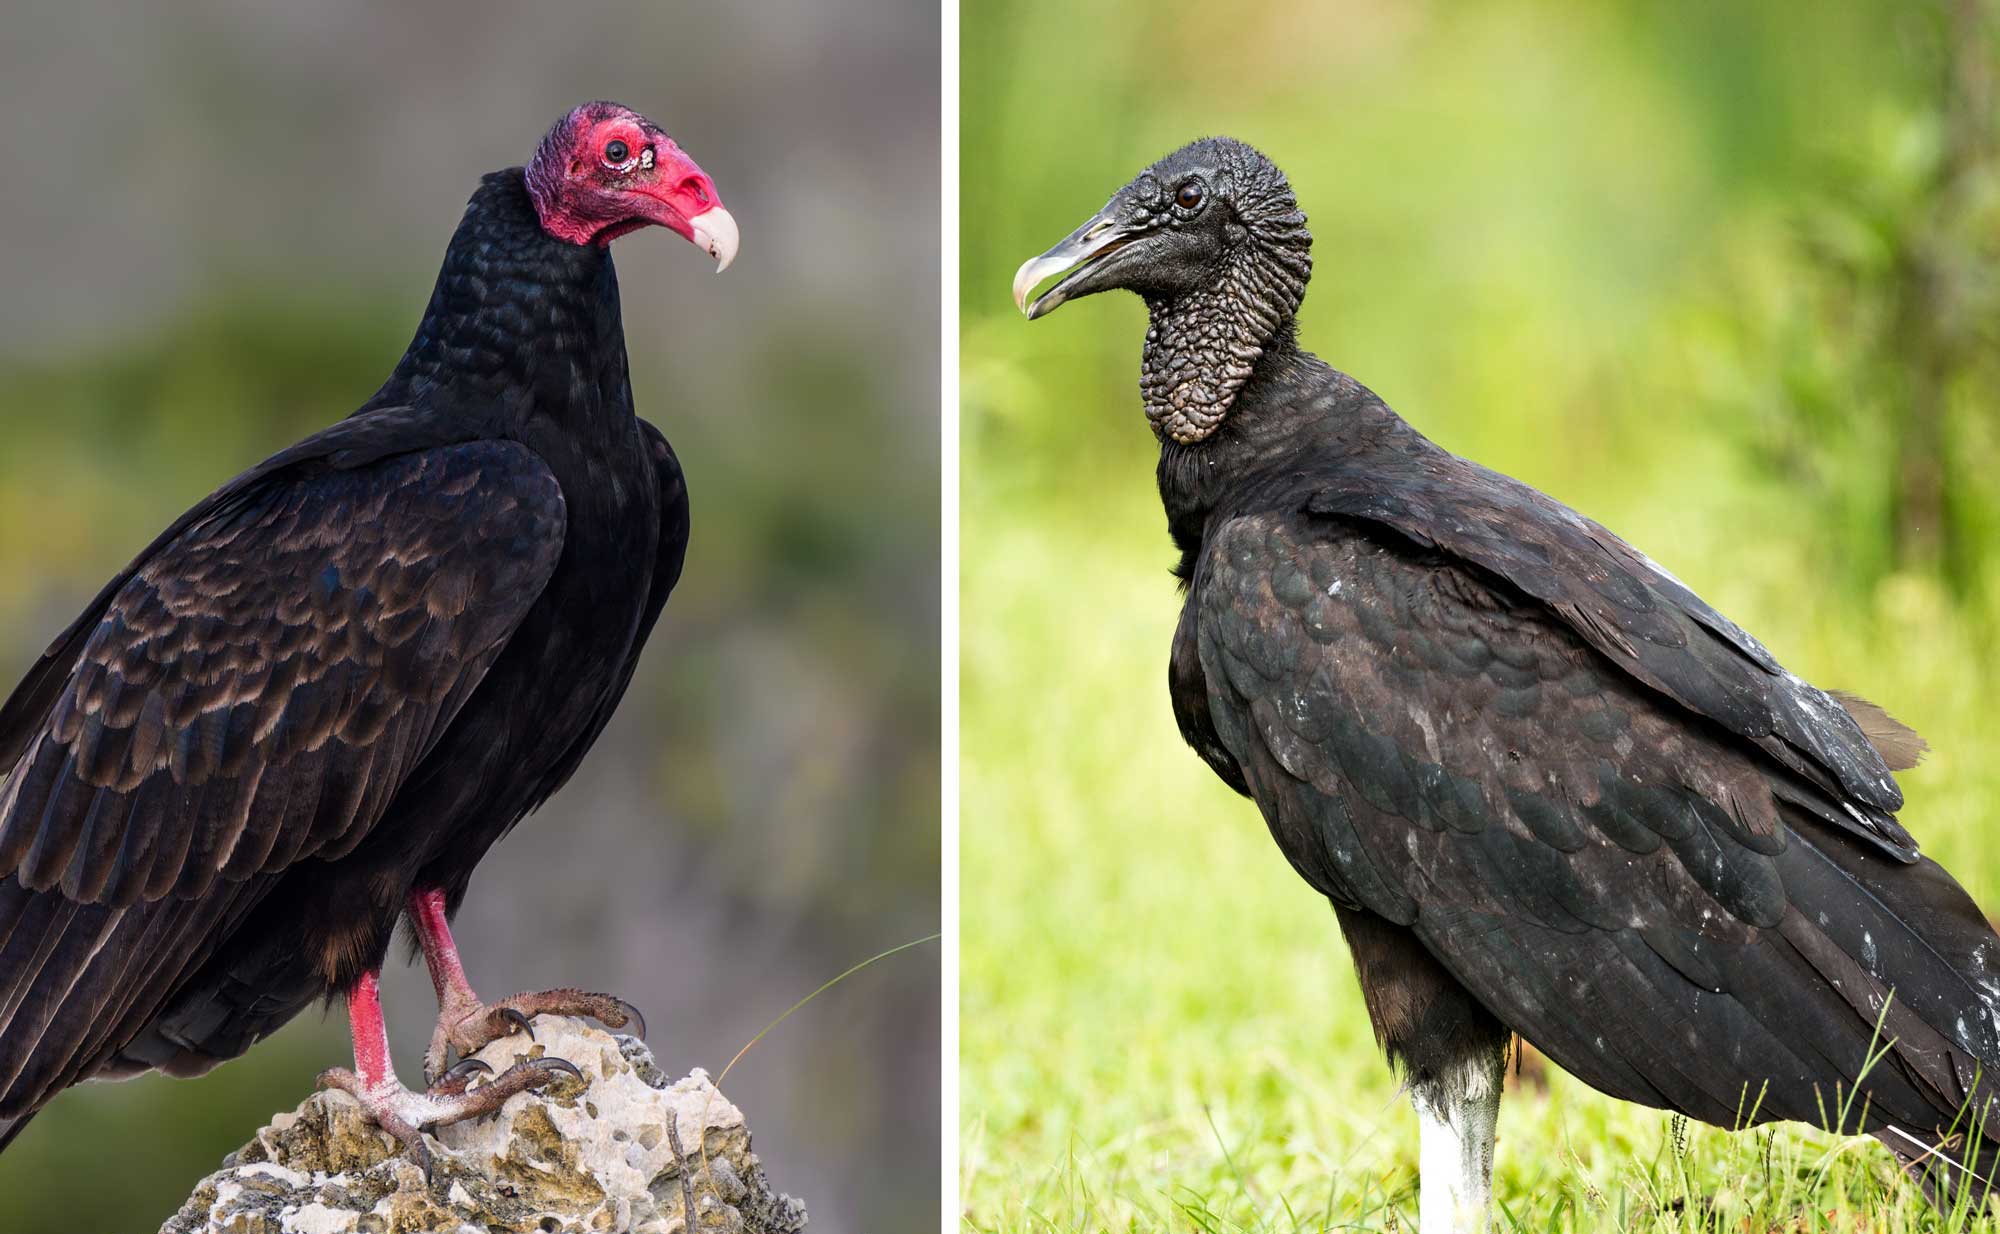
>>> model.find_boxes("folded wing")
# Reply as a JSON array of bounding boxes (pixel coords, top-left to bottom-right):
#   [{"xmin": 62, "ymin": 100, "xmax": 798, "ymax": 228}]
[
  {"xmin": 0, "ymin": 439, "xmax": 566, "ymax": 906},
  {"xmin": 1198, "ymin": 510, "xmax": 2000, "ymax": 1143}
]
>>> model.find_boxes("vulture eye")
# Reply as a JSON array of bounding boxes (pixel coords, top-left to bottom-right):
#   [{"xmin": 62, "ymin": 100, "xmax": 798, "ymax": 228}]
[
  {"xmin": 604, "ymin": 139, "xmax": 630, "ymax": 165},
  {"xmin": 1175, "ymin": 180, "xmax": 1204, "ymax": 210}
]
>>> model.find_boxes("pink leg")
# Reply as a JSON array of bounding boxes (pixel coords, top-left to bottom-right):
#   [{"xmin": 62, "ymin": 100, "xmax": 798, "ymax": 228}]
[
  {"xmin": 318, "ymin": 965, "xmax": 583, "ymax": 1176},
  {"xmin": 409, "ymin": 887, "xmax": 478, "ymax": 1008},
  {"xmin": 347, "ymin": 969, "xmax": 398, "ymax": 1092},
  {"xmin": 405, "ymin": 887, "xmax": 643, "ymax": 1084}
]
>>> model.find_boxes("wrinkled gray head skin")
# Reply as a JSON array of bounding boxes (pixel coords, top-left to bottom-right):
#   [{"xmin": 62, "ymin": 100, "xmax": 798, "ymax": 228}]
[{"xmin": 1015, "ymin": 137, "xmax": 1313, "ymax": 443}]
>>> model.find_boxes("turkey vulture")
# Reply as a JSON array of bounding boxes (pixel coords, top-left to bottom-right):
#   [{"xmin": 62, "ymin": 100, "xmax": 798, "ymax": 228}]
[
  {"xmin": 0, "ymin": 101, "xmax": 738, "ymax": 1167},
  {"xmin": 1015, "ymin": 137, "xmax": 2000, "ymax": 1231}
]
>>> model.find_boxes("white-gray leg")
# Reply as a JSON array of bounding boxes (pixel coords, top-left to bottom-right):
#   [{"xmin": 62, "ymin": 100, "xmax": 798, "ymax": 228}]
[{"xmin": 1410, "ymin": 1045, "xmax": 1506, "ymax": 1234}]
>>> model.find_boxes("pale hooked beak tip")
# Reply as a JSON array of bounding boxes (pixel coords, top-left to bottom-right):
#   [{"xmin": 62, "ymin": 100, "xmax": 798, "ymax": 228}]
[
  {"xmin": 1012, "ymin": 215, "xmax": 1125, "ymax": 320},
  {"xmin": 690, "ymin": 205, "xmax": 739, "ymax": 273},
  {"xmin": 1012, "ymin": 251, "xmax": 1077, "ymax": 320},
  {"xmin": 1012, "ymin": 260, "xmax": 1037, "ymax": 316}
]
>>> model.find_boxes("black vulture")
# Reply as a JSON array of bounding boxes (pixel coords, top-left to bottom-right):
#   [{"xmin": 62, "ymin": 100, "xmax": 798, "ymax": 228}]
[
  {"xmin": 0, "ymin": 102, "xmax": 737, "ymax": 1166},
  {"xmin": 1015, "ymin": 136, "xmax": 2000, "ymax": 1230}
]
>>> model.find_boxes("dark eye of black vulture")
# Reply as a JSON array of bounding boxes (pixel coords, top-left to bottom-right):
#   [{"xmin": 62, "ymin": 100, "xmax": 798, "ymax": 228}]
[
  {"xmin": 604, "ymin": 139, "xmax": 629, "ymax": 164},
  {"xmin": 1175, "ymin": 179, "xmax": 1205, "ymax": 210}
]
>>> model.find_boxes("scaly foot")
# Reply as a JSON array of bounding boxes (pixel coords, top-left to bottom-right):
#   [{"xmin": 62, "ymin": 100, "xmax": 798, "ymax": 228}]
[
  {"xmin": 406, "ymin": 888, "xmax": 647, "ymax": 1085},
  {"xmin": 318, "ymin": 1054, "xmax": 584, "ymax": 1178},
  {"xmin": 424, "ymin": 988, "xmax": 644, "ymax": 1085}
]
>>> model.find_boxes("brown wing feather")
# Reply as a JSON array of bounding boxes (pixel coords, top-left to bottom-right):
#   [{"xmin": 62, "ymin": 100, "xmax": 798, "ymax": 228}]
[
  {"xmin": 0, "ymin": 440, "xmax": 565, "ymax": 907},
  {"xmin": 1832, "ymin": 689, "xmax": 1928, "ymax": 771},
  {"xmin": 0, "ymin": 405, "xmax": 457, "ymax": 776}
]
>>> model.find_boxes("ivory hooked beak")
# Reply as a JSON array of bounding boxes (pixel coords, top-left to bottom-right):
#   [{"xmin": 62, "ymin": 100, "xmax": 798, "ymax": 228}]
[{"xmin": 689, "ymin": 206, "xmax": 740, "ymax": 273}]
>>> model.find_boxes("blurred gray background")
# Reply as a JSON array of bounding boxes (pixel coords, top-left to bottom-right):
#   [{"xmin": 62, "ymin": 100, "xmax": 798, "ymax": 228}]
[{"xmin": 0, "ymin": 3, "xmax": 941, "ymax": 1231}]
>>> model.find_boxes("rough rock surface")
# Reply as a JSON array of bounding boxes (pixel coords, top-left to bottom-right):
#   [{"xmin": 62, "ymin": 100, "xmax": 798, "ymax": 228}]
[{"xmin": 158, "ymin": 1017, "xmax": 806, "ymax": 1234}]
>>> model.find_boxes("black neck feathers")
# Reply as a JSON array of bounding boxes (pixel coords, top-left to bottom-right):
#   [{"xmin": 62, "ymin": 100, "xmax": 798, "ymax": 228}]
[
  {"xmin": 367, "ymin": 170, "xmax": 629, "ymax": 427},
  {"xmin": 1157, "ymin": 336, "xmax": 1430, "ymax": 583}
]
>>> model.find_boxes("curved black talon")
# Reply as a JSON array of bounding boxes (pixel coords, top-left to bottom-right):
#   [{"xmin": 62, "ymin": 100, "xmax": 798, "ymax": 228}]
[
  {"xmin": 499, "ymin": 1006, "xmax": 535, "ymax": 1040},
  {"xmin": 612, "ymin": 998, "xmax": 648, "ymax": 1040},
  {"xmin": 539, "ymin": 1056, "xmax": 584, "ymax": 1082},
  {"xmin": 411, "ymin": 1137, "xmax": 437, "ymax": 1185},
  {"xmin": 444, "ymin": 1057, "xmax": 494, "ymax": 1082}
]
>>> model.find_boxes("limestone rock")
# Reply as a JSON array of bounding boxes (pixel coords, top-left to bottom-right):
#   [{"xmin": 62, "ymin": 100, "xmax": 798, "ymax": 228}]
[{"xmin": 158, "ymin": 1017, "xmax": 806, "ymax": 1234}]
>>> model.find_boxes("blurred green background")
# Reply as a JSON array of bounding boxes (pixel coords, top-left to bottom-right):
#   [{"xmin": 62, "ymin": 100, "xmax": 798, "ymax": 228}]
[
  {"xmin": 961, "ymin": 0, "xmax": 2000, "ymax": 1229},
  {"xmin": 0, "ymin": 4, "xmax": 939, "ymax": 1233}
]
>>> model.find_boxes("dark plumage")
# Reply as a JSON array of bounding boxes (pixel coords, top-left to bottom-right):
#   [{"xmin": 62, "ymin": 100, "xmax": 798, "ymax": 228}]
[
  {"xmin": 1017, "ymin": 137, "xmax": 1998, "ymax": 1229},
  {"xmin": 0, "ymin": 100, "xmax": 734, "ymax": 1157}
]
